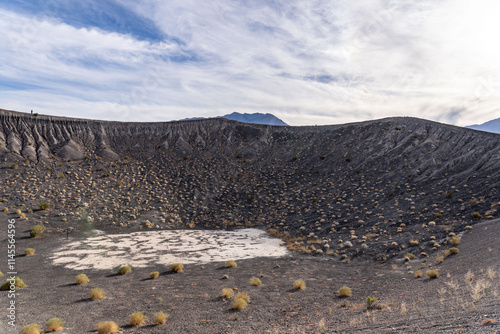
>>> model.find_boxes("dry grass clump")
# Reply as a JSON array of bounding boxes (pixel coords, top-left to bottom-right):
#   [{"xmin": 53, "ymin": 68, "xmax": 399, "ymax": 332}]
[
  {"xmin": 414, "ymin": 270, "xmax": 423, "ymax": 278},
  {"xmin": 154, "ymin": 312, "xmax": 169, "ymax": 325},
  {"xmin": 20, "ymin": 323, "xmax": 42, "ymax": 334},
  {"xmin": 404, "ymin": 253, "xmax": 416, "ymax": 260},
  {"xmin": 75, "ymin": 274, "xmax": 90, "ymax": 285},
  {"xmin": 232, "ymin": 298, "xmax": 248, "ymax": 311},
  {"xmin": 38, "ymin": 201, "xmax": 50, "ymax": 210},
  {"xmin": 90, "ymin": 288, "xmax": 106, "ymax": 300},
  {"xmin": 129, "ymin": 312, "xmax": 147, "ymax": 327},
  {"xmin": 409, "ymin": 239, "xmax": 419, "ymax": 246},
  {"xmin": 170, "ymin": 263, "xmax": 184, "ymax": 273},
  {"xmin": 46, "ymin": 318, "xmax": 65, "ymax": 332},
  {"xmin": 445, "ymin": 247, "xmax": 459, "ymax": 256},
  {"xmin": 221, "ymin": 288, "xmax": 235, "ymax": 299},
  {"xmin": 118, "ymin": 265, "xmax": 132, "ymax": 275},
  {"xmin": 338, "ymin": 286, "xmax": 352, "ymax": 298},
  {"xmin": 30, "ymin": 224, "xmax": 45, "ymax": 238},
  {"xmin": 471, "ymin": 212, "xmax": 482, "ymax": 219},
  {"xmin": 0, "ymin": 277, "xmax": 26, "ymax": 290},
  {"xmin": 293, "ymin": 279, "xmax": 306, "ymax": 290},
  {"xmin": 236, "ymin": 292, "xmax": 250, "ymax": 302},
  {"xmin": 487, "ymin": 267, "xmax": 497, "ymax": 280},
  {"xmin": 449, "ymin": 235, "xmax": 461, "ymax": 246},
  {"xmin": 470, "ymin": 279, "xmax": 492, "ymax": 302},
  {"xmin": 225, "ymin": 259, "xmax": 237, "ymax": 268},
  {"xmin": 366, "ymin": 296, "xmax": 378, "ymax": 310},
  {"xmin": 96, "ymin": 321, "xmax": 119, "ymax": 334},
  {"xmin": 465, "ymin": 269, "xmax": 475, "ymax": 282},
  {"xmin": 426, "ymin": 269, "xmax": 439, "ymax": 279},
  {"xmin": 25, "ymin": 248, "xmax": 35, "ymax": 256},
  {"xmin": 149, "ymin": 271, "xmax": 159, "ymax": 279},
  {"xmin": 250, "ymin": 277, "xmax": 262, "ymax": 286}
]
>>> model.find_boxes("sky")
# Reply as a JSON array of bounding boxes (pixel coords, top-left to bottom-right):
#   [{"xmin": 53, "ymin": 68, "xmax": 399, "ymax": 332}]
[{"xmin": 1, "ymin": 0, "xmax": 500, "ymax": 126}]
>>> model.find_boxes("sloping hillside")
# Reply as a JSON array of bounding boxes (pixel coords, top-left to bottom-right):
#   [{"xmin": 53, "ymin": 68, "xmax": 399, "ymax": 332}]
[{"xmin": 0, "ymin": 108, "xmax": 499, "ymax": 259}]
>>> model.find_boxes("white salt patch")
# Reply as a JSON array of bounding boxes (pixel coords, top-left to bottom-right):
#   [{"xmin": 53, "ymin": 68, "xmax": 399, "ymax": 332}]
[{"xmin": 50, "ymin": 228, "xmax": 289, "ymax": 270}]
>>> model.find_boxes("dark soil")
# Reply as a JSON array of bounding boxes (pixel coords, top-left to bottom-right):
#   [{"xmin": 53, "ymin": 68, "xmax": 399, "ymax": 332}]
[{"xmin": 0, "ymin": 213, "xmax": 498, "ymax": 333}]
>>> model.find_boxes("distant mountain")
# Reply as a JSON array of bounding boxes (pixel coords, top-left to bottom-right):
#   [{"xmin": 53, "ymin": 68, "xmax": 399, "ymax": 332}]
[
  {"xmin": 220, "ymin": 112, "xmax": 288, "ymax": 126},
  {"xmin": 181, "ymin": 112, "xmax": 288, "ymax": 126},
  {"xmin": 466, "ymin": 117, "xmax": 500, "ymax": 134}
]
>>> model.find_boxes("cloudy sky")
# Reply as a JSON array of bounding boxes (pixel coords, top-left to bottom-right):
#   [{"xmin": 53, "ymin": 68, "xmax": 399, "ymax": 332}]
[{"xmin": 1, "ymin": 0, "xmax": 500, "ymax": 126}]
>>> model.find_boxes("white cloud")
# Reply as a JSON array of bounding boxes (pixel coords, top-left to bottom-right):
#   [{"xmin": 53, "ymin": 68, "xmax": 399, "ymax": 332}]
[{"xmin": 1, "ymin": 1, "xmax": 500, "ymax": 126}]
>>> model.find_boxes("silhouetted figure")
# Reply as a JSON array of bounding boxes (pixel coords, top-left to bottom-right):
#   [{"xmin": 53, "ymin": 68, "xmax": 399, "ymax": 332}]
[{"xmin": 31, "ymin": 110, "xmax": 33, "ymax": 114}]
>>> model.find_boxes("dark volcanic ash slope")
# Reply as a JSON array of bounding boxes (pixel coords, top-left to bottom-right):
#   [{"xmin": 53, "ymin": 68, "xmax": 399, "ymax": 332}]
[{"xmin": 0, "ymin": 108, "xmax": 499, "ymax": 259}]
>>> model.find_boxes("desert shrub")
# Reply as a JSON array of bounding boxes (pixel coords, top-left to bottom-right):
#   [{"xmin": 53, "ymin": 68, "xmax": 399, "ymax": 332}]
[
  {"xmin": 450, "ymin": 235, "xmax": 461, "ymax": 246},
  {"xmin": 11, "ymin": 163, "xmax": 18, "ymax": 169},
  {"xmin": 38, "ymin": 201, "xmax": 50, "ymax": 210},
  {"xmin": 436, "ymin": 256, "xmax": 444, "ymax": 263},
  {"xmin": 426, "ymin": 270, "xmax": 439, "ymax": 279},
  {"xmin": 0, "ymin": 277, "xmax": 26, "ymax": 290},
  {"xmin": 96, "ymin": 321, "xmax": 119, "ymax": 334},
  {"xmin": 170, "ymin": 263, "xmax": 184, "ymax": 273},
  {"xmin": 2, "ymin": 207, "xmax": 7, "ymax": 212},
  {"xmin": 149, "ymin": 271, "xmax": 159, "ymax": 279},
  {"xmin": 25, "ymin": 248, "xmax": 35, "ymax": 256},
  {"xmin": 405, "ymin": 253, "xmax": 416, "ymax": 260},
  {"xmin": 75, "ymin": 274, "xmax": 90, "ymax": 285},
  {"xmin": 118, "ymin": 265, "xmax": 132, "ymax": 275},
  {"xmin": 15, "ymin": 209, "xmax": 22, "ymax": 214},
  {"xmin": 90, "ymin": 288, "xmax": 105, "ymax": 300},
  {"xmin": 236, "ymin": 292, "xmax": 250, "ymax": 302},
  {"xmin": 232, "ymin": 298, "xmax": 248, "ymax": 310},
  {"xmin": 30, "ymin": 225, "xmax": 45, "ymax": 238},
  {"xmin": 366, "ymin": 296, "xmax": 378, "ymax": 309},
  {"xmin": 338, "ymin": 286, "xmax": 352, "ymax": 298},
  {"xmin": 46, "ymin": 317, "xmax": 65, "ymax": 332},
  {"xmin": 345, "ymin": 157, "xmax": 352, "ymax": 162},
  {"xmin": 221, "ymin": 288, "xmax": 234, "ymax": 299},
  {"xmin": 445, "ymin": 247, "xmax": 459, "ymax": 256},
  {"xmin": 250, "ymin": 277, "xmax": 262, "ymax": 286},
  {"xmin": 434, "ymin": 213, "xmax": 442, "ymax": 218},
  {"xmin": 0, "ymin": 271, "xmax": 3, "ymax": 276},
  {"xmin": 129, "ymin": 312, "xmax": 147, "ymax": 327},
  {"xmin": 225, "ymin": 259, "xmax": 237, "ymax": 268},
  {"xmin": 20, "ymin": 323, "xmax": 42, "ymax": 334},
  {"xmin": 471, "ymin": 212, "xmax": 482, "ymax": 219},
  {"xmin": 293, "ymin": 279, "xmax": 306, "ymax": 290},
  {"xmin": 154, "ymin": 312, "xmax": 169, "ymax": 325}
]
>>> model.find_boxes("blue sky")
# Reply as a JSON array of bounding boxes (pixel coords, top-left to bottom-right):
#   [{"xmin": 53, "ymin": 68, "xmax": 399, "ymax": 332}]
[{"xmin": 1, "ymin": 0, "xmax": 500, "ymax": 126}]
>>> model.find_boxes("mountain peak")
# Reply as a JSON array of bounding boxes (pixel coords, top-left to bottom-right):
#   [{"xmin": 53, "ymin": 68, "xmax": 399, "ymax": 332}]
[{"xmin": 219, "ymin": 112, "xmax": 288, "ymax": 126}]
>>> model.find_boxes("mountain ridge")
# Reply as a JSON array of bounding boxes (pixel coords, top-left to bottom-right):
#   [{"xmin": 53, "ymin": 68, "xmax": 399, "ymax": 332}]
[
  {"xmin": 466, "ymin": 116, "xmax": 500, "ymax": 134},
  {"xmin": 180, "ymin": 111, "xmax": 288, "ymax": 126}
]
